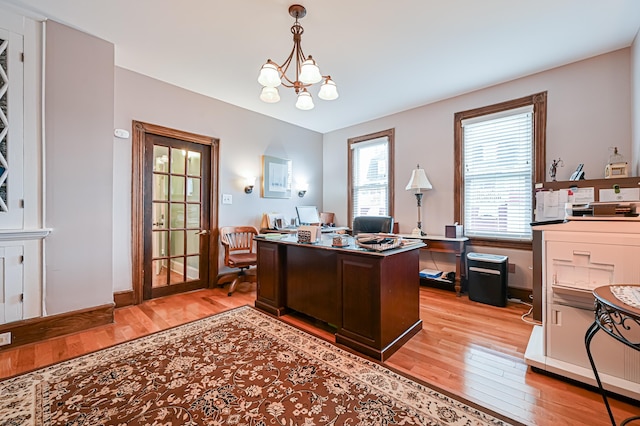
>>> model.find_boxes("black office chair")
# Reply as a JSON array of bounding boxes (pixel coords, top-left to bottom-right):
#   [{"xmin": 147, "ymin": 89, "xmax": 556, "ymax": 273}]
[{"xmin": 352, "ymin": 216, "xmax": 394, "ymax": 235}]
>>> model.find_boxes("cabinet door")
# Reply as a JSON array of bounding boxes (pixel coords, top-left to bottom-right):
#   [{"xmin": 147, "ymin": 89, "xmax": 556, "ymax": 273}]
[
  {"xmin": 0, "ymin": 245, "xmax": 24, "ymax": 324},
  {"xmin": 338, "ymin": 254, "xmax": 380, "ymax": 347},
  {"xmin": 286, "ymin": 245, "xmax": 338, "ymax": 325},
  {"xmin": 255, "ymin": 241, "xmax": 285, "ymax": 315},
  {"xmin": 547, "ymin": 303, "xmax": 640, "ymax": 383},
  {"xmin": 0, "ymin": 24, "xmax": 25, "ymax": 228}
]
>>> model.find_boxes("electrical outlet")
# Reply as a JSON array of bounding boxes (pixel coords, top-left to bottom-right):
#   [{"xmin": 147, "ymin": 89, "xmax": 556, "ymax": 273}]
[
  {"xmin": 0, "ymin": 332, "xmax": 11, "ymax": 346},
  {"xmin": 222, "ymin": 194, "xmax": 232, "ymax": 205}
]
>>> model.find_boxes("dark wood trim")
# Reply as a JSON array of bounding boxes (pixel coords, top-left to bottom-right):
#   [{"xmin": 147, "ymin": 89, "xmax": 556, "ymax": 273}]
[
  {"xmin": 131, "ymin": 121, "xmax": 220, "ymax": 304},
  {"xmin": 0, "ymin": 304, "xmax": 114, "ymax": 351},
  {"xmin": 132, "ymin": 122, "xmax": 145, "ymax": 305},
  {"xmin": 114, "ymin": 290, "xmax": 135, "ymax": 308},
  {"xmin": 538, "ymin": 176, "xmax": 640, "ymax": 196},
  {"xmin": 347, "ymin": 128, "xmax": 395, "ymax": 228},
  {"xmin": 468, "ymin": 238, "xmax": 532, "ymax": 250},
  {"xmin": 454, "ymin": 92, "xmax": 547, "ymax": 250}
]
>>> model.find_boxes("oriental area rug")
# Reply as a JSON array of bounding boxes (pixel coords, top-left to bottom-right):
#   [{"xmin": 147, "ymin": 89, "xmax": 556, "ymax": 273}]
[{"xmin": 1, "ymin": 306, "xmax": 519, "ymax": 426}]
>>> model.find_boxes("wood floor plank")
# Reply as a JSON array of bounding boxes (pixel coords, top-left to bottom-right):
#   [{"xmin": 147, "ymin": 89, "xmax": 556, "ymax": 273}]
[{"xmin": 0, "ymin": 285, "xmax": 638, "ymax": 425}]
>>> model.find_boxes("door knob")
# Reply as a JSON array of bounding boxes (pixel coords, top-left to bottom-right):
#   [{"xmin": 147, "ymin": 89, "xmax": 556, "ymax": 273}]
[{"xmin": 197, "ymin": 230, "xmax": 210, "ymax": 235}]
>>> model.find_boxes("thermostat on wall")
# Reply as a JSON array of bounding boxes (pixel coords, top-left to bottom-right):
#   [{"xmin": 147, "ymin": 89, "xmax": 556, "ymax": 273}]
[{"xmin": 114, "ymin": 128, "xmax": 130, "ymax": 139}]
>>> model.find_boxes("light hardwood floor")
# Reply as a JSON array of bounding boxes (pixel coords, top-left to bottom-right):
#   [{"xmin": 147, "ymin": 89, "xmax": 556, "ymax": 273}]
[{"xmin": 0, "ymin": 284, "xmax": 638, "ymax": 425}]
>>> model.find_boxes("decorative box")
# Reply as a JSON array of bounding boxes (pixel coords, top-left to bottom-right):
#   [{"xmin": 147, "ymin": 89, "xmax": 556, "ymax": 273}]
[
  {"xmin": 332, "ymin": 235, "xmax": 350, "ymax": 247},
  {"xmin": 445, "ymin": 224, "xmax": 463, "ymax": 238}
]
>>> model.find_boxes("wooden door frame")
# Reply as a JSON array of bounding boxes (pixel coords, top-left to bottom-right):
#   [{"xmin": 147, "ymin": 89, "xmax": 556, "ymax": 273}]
[{"xmin": 132, "ymin": 121, "xmax": 220, "ymax": 305}]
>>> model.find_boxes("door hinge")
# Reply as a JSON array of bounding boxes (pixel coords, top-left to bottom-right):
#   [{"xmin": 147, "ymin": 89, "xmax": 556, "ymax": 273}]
[
  {"xmin": 20, "ymin": 293, "xmax": 24, "ymax": 302},
  {"xmin": 19, "ymin": 199, "xmax": 24, "ymax": 208},
  {"xmin": 19, "ymin": 255, "xmax": 24, "ymax": 264},
  {"xmin": 20, "ymin": 52, "xmax": 24, "ymax": 62}
]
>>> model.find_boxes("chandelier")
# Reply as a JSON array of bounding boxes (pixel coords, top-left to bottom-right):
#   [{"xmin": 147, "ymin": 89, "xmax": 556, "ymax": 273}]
[{"xmin": 257, "ymin": 4, "xmax": 338, "ymax": 110}]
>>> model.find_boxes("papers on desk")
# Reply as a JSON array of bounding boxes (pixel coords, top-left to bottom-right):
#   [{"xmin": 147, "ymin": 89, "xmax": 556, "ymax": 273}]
[
  {"xmin": 256, "ymin": 233, "xmax": 287, "ymax": 240},
  {"xmin": 535, "ymin": 187, "xmax": 595, "ymax": 221}
]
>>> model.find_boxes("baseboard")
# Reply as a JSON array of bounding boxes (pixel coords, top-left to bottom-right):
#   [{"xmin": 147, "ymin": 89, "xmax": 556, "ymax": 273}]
[
  {"xmin": 507, "ymin": 287, "xmax": 532, "ymax": 303},
  {"xmin": 114, "ymin": 290, "xmax": 135, "ymax": 308},
  {"xmin": 0, "ymin": 303, "xmax": 114, "ymax": 351}
]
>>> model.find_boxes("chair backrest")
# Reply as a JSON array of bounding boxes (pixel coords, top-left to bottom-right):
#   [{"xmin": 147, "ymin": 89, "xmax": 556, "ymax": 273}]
[
  {"xmin": 220, "ymin": 226, "xmax": 259, "ymax": 266},
  {"xmin": 320, "ymin": 212, "xmax": 335, "ymax": 225},
  {"xmin": 352, "ymin": 216, "xmax": 394, "ymax": 235}
]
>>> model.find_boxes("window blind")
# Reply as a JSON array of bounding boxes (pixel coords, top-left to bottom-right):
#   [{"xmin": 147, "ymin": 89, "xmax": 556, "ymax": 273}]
[
  {"xmin": 462, "ymin": 107, "xmax": 533, "ymax": 241},
  {"xmin": 351, "ymin": 137, "xmax": 389, "ymax": 222}
]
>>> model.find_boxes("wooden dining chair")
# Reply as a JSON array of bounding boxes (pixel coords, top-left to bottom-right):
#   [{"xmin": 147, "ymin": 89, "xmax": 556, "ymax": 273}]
[
  {"xmin": 320, "ymin": 212, "xmax": 335, "ymax": 225},
  {"xmin": 218, "ymin": 226, "xmax": 258, "ymax": 296}
]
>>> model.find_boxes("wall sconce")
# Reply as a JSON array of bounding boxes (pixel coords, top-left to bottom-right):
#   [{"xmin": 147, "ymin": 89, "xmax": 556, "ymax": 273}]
[
  {"xmin": 297, "ymin": 182, "xmax": 309, "ymax": 198},
  {"xmin": 244, "ymin": 176, "xmax": 256, "ymax": 194}
]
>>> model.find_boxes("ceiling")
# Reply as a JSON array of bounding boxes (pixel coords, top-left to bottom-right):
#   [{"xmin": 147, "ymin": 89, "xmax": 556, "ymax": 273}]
[{"xmin": 3, "ymin": 0, "xmax": 640, "ymax": 133}]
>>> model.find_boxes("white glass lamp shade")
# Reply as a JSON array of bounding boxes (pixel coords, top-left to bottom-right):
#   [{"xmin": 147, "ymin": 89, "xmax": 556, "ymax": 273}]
[
  {"xmin": 259, "ymin": 86, "xmax": 281, "ymax": 103},
  {"xmin": 295, "ymin": 89, "xmax": 315, "ymax": 110},
  {"xmin": 405, "ymin": 168, "xmax": 433, "ymax": 191},
  {"xmin": 318, "ymin": 78, "xmax": 338, "ymax": 100},
  {"xmin": 299, "ymin": 57, "xmax": 322, "ymax": 84},
  {"xmin": 257, "ymin": 62, "xmax": 281, "ymax": 87}
]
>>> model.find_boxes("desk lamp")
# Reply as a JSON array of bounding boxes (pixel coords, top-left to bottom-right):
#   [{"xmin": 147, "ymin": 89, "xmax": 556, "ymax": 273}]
[{"xmin": 405, "ymin": 164, "xmax": 432, "ymax": 236}]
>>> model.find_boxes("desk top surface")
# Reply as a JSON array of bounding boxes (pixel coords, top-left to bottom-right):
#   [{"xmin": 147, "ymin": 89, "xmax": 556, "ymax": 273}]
[
  {"xmin": 397, "ymin": 234, "xmax": 469, "ymax": 242},
  {"xmin": 261, "ymin": 226, "xmax": 350, "ymax": 234},
  {"xmin": 255, "ymin": 233, "xmax": 425, "ymax": 256}
]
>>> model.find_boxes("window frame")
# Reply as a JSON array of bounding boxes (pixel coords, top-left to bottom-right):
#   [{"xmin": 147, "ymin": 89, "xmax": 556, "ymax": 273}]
[
  {"xmin": 454, "ymin": 92, "xmax": 547, "ymax": 249},
  {"xmin": 347, "ymin": 129, "xmax": 395, "ymax": 229}
]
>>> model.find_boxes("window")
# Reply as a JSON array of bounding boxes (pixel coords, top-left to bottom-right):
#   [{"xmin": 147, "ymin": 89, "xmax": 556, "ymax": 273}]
[
  {"xmin": 348, "ymin": 129, "xmax": 394, "ymax": 227},
  {"xmin": 454, "ymin": 93, "xmax": 546, "ymax": 248}
]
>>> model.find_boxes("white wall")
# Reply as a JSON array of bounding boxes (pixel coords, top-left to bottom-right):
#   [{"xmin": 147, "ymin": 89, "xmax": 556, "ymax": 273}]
[
  {"xmin": 323, "ymin": 48, "xmax": 634, "ymax": 290},
  {"xmin": 632, "ymin": 29, "xmax": 640, "ymax": 175},
  {"xmin": 113, "ymin": 68, "xmax": 323, "ymax": 292},
  {"xmin": 39, "ymin": 19, "xmax": 323, "ymax": 310},
  {"xmin": 44, "ymin": 21, "xmax": 115, "ymax": 314}
]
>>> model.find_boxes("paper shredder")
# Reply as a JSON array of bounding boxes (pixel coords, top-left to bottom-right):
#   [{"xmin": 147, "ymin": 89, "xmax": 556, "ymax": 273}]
[{"xmin": 467, "ymin": 253, "xmax": 508, "ymax": 307}]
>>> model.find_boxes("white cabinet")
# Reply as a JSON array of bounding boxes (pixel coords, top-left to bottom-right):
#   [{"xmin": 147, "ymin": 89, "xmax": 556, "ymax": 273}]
[
  {"xmin": 525, "ymin": 219, "xmax": 640, "ymax": 400},
  {"xmin": 0, "ymin": 245, "xmax": 23, "ymax": 323},
  {"xmin": 0, "ymin": 8, "xmax": 48, "ymax": 325}
]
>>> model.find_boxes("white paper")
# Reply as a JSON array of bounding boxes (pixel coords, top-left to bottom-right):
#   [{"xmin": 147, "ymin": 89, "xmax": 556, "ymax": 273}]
[
  {"xmin": 569, "ymin": 187, "xmax": 595, "ymax": 204},
  {"xmin": 599, "ymin": 188, "xmax": 640, "ymax": 202},
  {"xmin": 536, "ymin": 189, "xmax": 570, "ymax": 221}
]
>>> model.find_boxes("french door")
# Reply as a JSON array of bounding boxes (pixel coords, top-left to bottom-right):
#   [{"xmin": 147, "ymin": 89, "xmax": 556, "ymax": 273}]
[{"xmin": 132, "ymin": 122, "xmax": 219, "ymax": 303}]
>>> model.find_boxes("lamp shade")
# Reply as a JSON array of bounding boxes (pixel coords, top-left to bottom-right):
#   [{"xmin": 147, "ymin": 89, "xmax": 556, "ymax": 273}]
[
  {"xmin": 405, "ymin": 167, "xmax": 432, "ymax": 191},
  {"xmin": 259, "ymin": 86, "xmax": 281, "ymax": 103},
  {"xmin": 299, "ymin": 57, "xmax": 322, "ymax": 84},
  {"xmin": 258, "ymin": 62, "xmax": 282, "ymax": 88},
  {"xmin": 295, "ymin": 89, "xmax": 315, "ymax": 110},
  {"xmin": 318, "ymin": 78, "xmax": 338, "ymax": 100}
]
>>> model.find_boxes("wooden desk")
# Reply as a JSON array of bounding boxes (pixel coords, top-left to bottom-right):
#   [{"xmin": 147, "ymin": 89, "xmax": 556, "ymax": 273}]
[
  {"xmin": 254, "ymin": 234, "xmax": 424, "ymax": 361},
  {"xmin": 260, "ymin": 226, "xmax": 349, "ymax": 234},
  {"xmin": 399, "ymin": 234, "xmax": 469, "ymax": 296}
]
